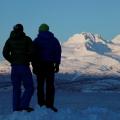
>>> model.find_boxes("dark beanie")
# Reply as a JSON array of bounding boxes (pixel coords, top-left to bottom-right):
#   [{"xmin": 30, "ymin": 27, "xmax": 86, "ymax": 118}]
[
  {"xmin": 13, "ymin": 24, "xmax": 24, "ymax": 32},
  {"xmin": 39, "ymin": 23, "xmax": 49, "ymax": 32}
]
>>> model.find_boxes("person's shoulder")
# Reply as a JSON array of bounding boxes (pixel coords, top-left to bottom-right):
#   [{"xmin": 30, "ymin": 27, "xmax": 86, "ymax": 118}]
[
  {"xmin": 5, "ymin": 39, "xmax": 10, "ymax": 45},
  {"xmin": 47, "ymin": 31, "xmax": 55, "ymax": 38},
  {"xmin": 53, "ymin": 36, "xmax": 60, "ymax": 43},
  {"xmin": 25, "ymin": 35, "xmax": 32, "ymax": 40},
  {"xmin": 25, "ymin": 35, "xmax": 32, "ymax": 42}
]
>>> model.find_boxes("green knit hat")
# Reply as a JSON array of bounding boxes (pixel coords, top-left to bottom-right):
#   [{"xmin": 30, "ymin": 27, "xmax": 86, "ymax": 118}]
[{"xmin": 39, "ymin": 23, "xmax": 49, "ymax": 32}]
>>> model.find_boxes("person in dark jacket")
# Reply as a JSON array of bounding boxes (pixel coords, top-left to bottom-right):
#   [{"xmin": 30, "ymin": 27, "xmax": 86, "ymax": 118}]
[
  {"xmin": 3, "ymin": 24, "xmax": 34, "ymax": 112},
  {"xmin": 32, "ymin": 23, "xmax": 61, "ymax": 112}
]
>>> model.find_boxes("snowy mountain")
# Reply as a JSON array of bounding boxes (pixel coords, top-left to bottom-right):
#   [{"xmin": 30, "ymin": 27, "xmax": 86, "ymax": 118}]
[{"xmin": 61, "ymin": 32, "xmax": 120, "ymax": 76}]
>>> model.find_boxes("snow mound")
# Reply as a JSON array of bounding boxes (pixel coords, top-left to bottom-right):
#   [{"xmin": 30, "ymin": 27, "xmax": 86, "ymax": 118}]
[{"xmin": 1, "ymin": 106, "xmax": 120, "ymax": 120}]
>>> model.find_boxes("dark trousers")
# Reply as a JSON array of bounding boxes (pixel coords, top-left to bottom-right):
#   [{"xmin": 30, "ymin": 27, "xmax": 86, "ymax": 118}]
[
  {"xmin": 11, "ymin": 65, "xmax": 34, "ymax": 111},
  {"xmin": 36, "ymin": 63, "xmax": 55, "ymax": 107}
]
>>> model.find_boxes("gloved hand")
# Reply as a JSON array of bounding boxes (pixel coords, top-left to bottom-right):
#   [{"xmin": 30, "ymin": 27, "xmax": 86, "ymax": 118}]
[{"xmin": 54, "ymin": 63, "xmax": 59, "ymax": 73}]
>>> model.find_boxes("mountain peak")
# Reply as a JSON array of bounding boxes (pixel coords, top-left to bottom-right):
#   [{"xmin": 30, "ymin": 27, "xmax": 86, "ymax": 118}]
[
  {"xmin": 64, "ymin": 32, "xmax": 106, "ymax": 46},
  {"xmin": 63, "ymin": 32, "xmax": 111, "ymax": 55}
]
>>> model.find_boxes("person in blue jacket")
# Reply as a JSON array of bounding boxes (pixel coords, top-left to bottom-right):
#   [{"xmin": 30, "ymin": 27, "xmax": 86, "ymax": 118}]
[{"xmin": 32, "ymin": 23, "xmax": 61, "ymax": 112}]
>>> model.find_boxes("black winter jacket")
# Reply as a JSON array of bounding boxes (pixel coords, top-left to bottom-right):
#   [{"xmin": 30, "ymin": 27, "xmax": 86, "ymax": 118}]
[{"xmin": 3, "ymin": 31, "xmax": 33, "ymax": 65}]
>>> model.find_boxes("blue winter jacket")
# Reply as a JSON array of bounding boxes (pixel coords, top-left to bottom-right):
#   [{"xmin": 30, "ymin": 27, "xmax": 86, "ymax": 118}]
[{"xmin": 33, "ymin": 31, "xmax": 61, "ymax": 64}]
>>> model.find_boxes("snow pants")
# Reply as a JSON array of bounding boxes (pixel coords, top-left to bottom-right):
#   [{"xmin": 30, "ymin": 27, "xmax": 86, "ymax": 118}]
[
  {"xmin": 35, "ymin": 62, "xmax": 55, "ymax": 107},
  {"xmin": 11, "ymin": 65, "xmax": 34, "ymax": 111}
]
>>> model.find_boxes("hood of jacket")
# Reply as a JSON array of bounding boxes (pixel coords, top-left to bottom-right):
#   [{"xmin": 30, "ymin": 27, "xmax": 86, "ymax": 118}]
[{"xmin": 9, "ymin": 30, "xmax": 26, "ymax": 40}]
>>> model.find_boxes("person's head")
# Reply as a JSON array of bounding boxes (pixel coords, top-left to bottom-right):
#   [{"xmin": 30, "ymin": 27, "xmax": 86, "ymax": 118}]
[
  {"xmin": 13, "ymin": 24, "xmax": 24, "ymax": 32},
  {"xmin": 39, "ymin": 23, "xmax": 49, "ymax": 32}
]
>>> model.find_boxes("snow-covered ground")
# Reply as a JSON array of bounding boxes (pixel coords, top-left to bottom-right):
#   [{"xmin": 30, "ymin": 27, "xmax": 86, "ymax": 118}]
[
  {"xmin": 1, "ymin": 32, "xmax": 120, "ymax": 119},
  {"xmin": 1, "ymin": 84, "xmax": 120, "ymax": 120}
]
